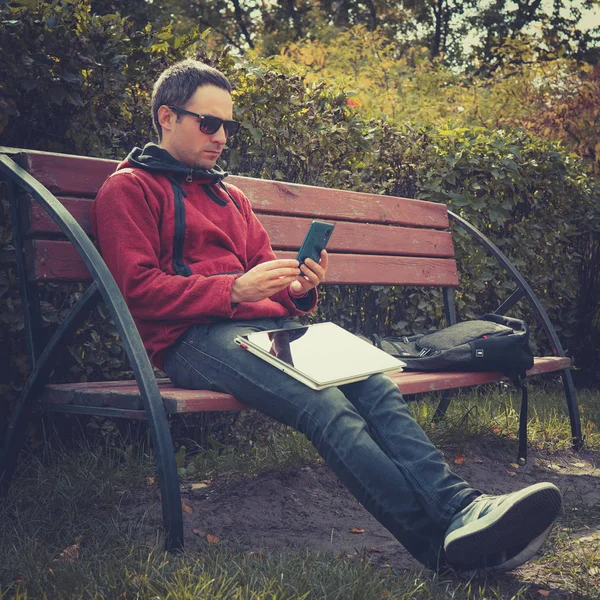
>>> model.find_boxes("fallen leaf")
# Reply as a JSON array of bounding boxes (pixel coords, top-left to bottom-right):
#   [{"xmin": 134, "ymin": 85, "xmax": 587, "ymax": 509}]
[
  {"xmin": 181, "ymin": 501, "xmax": 193, "ymax": 514},
  {"xmin": 589, "ymin": 566, "xmax": 600, "ymax": 576},
  {"xmin": 454, "ymin": 453, "xmax": 465, "ymax": 465},
  {"xmin": 491, "ymin": 425, "xmax": 501, "ymax": 435},
  {"xmin": 572, "ymin": 462, "xmax": 586, "ymax": 468},
  {"xmin": 350, "ymin": 528, "xmax": 365, "ymax": 534},
  {"xmin": 368, "ymin": 547, "xmax": 382, "ymax": 553},
  {"xmin": 14, "ymin": 576, "xmax": 24, "ymax": 585},
  {"xmin": 146, "ymin": 477, "xmax": 156, "ymax": 485},
  {"xmin": 192, "ymin": 529, "xmax": 205, "ymax": 537},
  {"xmin": 506, "ymin": 470, "xmax": 517, "ymax": 477},
  {"xmin": 473, "ymin": 457, "xmax": 484, "ymax": 464},
  {"xmin": 536, "ymin": 590, "xmax": 550, "ymax": 597},
  {"xmin": 206, "ymin": 534, "xmax": 220, "ymax": 544},
  {"xmin": 249, "ymin": 551, "xmax": 266, "ymax": 560},
  {"xmin": 55, "ymin": 543, "xmax": 80, "ymax": 562},
  {"xmin": 509, "ymin": 463, "xmax": 520, "ymax": 469},
  {"xmin": 191, "ymin": 483, "xmax": 209, "ymax": 490}
]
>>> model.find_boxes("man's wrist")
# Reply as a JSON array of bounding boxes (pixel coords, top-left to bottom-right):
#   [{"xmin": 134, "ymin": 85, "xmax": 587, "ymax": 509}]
[
  {"xmin": 289, "ymin": 286, "xmax": 309, "ymax": 298},
  {"xmin": 231, "ymin": 276, "xmax": 243, "ymax": 304}
]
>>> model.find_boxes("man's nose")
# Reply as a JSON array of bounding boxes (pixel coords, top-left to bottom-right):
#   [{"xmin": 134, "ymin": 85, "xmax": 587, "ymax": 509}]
[{"xmin": 212, "ymin": 125, "xmax": 227, "ymax": 144}]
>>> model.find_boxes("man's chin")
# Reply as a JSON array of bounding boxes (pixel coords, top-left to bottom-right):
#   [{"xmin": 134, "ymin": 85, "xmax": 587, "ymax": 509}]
[{"xmin": 196, "ymin": 157, "xmax": 219, "ymax": 170}]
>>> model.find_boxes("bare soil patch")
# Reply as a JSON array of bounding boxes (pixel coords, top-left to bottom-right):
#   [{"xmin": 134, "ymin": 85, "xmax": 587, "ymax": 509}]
[{"xmin": 132, "ymin": 441, "xmax": 600, "ymax": 597}]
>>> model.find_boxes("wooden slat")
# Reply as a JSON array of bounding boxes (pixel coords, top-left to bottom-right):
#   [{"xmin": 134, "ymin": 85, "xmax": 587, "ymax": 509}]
[
  {"xmin": 227, "ymin": 176, "xmax": 449, "ymax": 228},
  {"xmin": 26, "ymin": 196, "xmax": 93, "ymax": 235},
  {"xmin": 19, "ymin": 149, "xmax": 449, "ymax": 228},
  {"xmin": 41, "ymin": 379, "xmax": 247, "ymax": 412},
  {"xmin": 26, "ymin": 240, "xmax": 460, "ymax": 286},
  {"xmin": 261, "ymin": 216, "xmax": 454, "ymax": 257},
  {"xmin": 40, "ymin": 357, "xmax": 571, "ymax": 414},
  {"xmin": 26, "ymin": 199, "xmax": 455, "ymax": 259},
  {"xmin": 22, "ymin": 150, "xmax": 117, "ymax": 197}
]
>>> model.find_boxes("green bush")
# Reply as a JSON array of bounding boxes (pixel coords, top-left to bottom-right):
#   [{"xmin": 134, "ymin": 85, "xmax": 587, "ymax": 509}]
[
  {"xmin": 416, "ymin": 127, "xmax": 600, "ymax": 367},
  {"xmin": 0, "ymin": 0, "xmax": 199, "ymax": 156}
]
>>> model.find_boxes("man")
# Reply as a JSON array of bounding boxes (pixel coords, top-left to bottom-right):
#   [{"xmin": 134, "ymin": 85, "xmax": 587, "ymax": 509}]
[{"xmin": 92, "ymin": 59, "xmax": 562, "ymax": 574}]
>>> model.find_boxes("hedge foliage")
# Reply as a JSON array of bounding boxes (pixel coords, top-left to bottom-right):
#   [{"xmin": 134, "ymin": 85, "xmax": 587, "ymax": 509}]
[{"xmin": 1, "ymin": 0, "xmax": 599, "ymax": 430}]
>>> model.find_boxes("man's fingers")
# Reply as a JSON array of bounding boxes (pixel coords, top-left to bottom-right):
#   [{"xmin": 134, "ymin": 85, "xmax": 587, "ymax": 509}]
[
  {"xmin": 299, "ymin": 264, "xmax": 321, "ymax": 284},
  {"xmin": 260, "ymin": 259, "xmax": 300, "ymax": 270},
  {"xmin": 301, "ymin": 260, "xmax": 325, "ymax": 282},
  {"xmin": 268, "ymin": 277, "xmax": 299, "ymax": 296},
  {"xmin": 319, "ymin": 249, "xmax": 329, "ymax": 269},
  {"xmin": 273, "ymin": 268, "xmax": 301, "ymax": 280}
]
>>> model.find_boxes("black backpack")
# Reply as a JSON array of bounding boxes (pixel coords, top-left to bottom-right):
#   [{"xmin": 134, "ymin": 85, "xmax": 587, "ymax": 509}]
[{"xmin": 371, "ymin": 314, "xmax": 534, "ymax": 463}]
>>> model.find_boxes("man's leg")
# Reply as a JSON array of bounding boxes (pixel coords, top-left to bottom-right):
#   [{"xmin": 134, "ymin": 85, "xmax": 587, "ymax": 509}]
[
  {"xmin": 163, "ymin": 319, "xmax": 476, "ymax": 569},
  {"xmin": 339, "ymin": 375, "xmax": 480, "ymax": 527},
  {"xmin": 339, "ymin": 373, "xmax": 562, "ymax": 573}
]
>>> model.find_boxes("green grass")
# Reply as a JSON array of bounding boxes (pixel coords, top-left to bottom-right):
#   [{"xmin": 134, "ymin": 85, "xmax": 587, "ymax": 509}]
[{"xmin": 1, "ymin": 383, "xmax": 599, "ymax": 599}]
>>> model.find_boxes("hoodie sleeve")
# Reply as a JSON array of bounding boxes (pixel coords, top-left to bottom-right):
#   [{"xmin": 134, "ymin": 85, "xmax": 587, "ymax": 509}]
[
  {"xmin": 227, "ymin": 185, "xmax": 317, "ymax": 315},
  {"xmin": 91, "ymin": 171, "xmax": 239, "ymax": 322}
]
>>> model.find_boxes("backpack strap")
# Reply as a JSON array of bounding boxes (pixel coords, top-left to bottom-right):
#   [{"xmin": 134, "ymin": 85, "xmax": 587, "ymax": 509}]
[{"xmin": 370, "ymin": 333, "xmax": 383, "ymax": 349}]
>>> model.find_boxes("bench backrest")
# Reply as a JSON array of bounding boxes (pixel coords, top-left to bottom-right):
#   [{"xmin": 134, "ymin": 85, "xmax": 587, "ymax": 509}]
[{"xmin": 14, "ymin": 149, "xmax": 459, "ymax": 288}]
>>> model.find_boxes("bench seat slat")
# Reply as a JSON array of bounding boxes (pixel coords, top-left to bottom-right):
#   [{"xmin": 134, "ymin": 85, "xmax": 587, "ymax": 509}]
[
  {"xmin": 26, "ymin": 199, "xmax": 455, "ymax": 259},
  {"xmin": 26, "ymin": 240, "xmax": 460, "ymax": 286},
  {"xmin": 40, "ymin": 356, "xmax": 571, "ymax": 414}
]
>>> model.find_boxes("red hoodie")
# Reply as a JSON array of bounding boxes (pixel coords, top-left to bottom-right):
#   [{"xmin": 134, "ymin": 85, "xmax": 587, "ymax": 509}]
[{"xmin": 91, "ymin": 144, "xmax": 317, "ymax": 369}]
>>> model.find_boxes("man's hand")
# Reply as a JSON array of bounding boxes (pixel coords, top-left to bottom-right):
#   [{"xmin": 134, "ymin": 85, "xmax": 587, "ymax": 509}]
[
  {"xmin": 290, "ymin": 250, "xmax": 328, "ymax": 297},
  {"xmin": 231, "ymin": 259, "xmax": 300, "ymax": 304}
]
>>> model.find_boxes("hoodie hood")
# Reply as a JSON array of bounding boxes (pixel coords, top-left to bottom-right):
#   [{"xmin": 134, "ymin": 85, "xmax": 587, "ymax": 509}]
[{"xmin": 121, "ymin": 143, "xmax": 228, "ymax": 183}]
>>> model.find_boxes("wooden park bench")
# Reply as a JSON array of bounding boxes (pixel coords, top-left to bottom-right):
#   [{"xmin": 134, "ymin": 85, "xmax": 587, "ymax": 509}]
[{"xmin": 0, "ymin": 146, "xmax": 582, "ymax": 553}]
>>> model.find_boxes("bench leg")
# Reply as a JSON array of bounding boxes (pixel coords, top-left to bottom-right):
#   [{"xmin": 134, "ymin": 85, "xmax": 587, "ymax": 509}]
[
  {"xmin": 0, "ymin": 383, "xmax": 36, "ymax": 492},
  {"xmin": 562, "ymin": 368, "xmax": 582, "ymax": 450},
  {"xmin": 432, "ymin": 390, "xmax": 454, "ymax": 423}
]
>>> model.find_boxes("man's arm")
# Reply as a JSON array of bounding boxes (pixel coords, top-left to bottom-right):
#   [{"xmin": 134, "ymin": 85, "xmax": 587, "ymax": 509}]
[{"xmin": 226, "ymin": 184, "xmax": 322, "ymax": 312}]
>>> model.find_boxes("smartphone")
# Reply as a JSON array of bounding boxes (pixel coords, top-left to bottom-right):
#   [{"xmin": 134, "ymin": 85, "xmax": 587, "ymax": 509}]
[{"xmin": 296, "ymin": 220, "xmax": 335, "ymax": 264}]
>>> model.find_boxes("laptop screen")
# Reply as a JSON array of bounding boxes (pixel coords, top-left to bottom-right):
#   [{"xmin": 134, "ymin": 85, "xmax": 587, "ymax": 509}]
[{"xmin": 243, "ymin": 322, "xmax": 404, "ymax": 385}]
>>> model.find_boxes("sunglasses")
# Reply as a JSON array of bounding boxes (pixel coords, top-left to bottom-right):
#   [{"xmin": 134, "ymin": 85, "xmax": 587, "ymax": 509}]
[{"xmin": 168, "ymin": 106, "xmax": 241, "ymax": 138}]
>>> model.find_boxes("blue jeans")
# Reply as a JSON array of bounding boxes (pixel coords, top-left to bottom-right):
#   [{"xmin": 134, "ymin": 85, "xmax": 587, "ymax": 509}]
[{"xmin": 163, "ymin": 318, "xmax": 479, "ymax": 570}]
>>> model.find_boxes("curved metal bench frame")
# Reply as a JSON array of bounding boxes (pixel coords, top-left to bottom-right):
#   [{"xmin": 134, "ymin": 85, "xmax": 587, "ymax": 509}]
[
  {"xmin": 0, "ymin": 153, "xmax": 184, "ymax": 552},
  {"xmin": 437, "ymin": 211, "xmax": 581, "ymax": 449}
]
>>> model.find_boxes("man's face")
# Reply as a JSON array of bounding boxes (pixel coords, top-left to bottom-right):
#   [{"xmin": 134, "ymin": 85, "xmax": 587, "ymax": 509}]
[{"xmin": 160, "ymin": 84, "xmax": 233, "ymax": 170}]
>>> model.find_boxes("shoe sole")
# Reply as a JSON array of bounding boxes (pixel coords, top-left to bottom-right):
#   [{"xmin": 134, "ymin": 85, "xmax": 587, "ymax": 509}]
[
  {"xmin": 444, "ymin": 482, "xmax": 562, "ymax": 568},
  {"xmin": 458, "ymin": 525, "xmax": 554, "ymax": 577}
]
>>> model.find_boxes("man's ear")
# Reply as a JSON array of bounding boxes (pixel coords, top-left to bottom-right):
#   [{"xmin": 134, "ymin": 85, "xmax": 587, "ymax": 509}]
[{"xmin": 157, "ymin": 105, "xmax": 175, "ymax": 134}]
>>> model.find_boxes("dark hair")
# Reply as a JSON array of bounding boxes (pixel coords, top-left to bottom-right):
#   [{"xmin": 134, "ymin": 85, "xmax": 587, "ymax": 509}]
[{"xmin": 151, "ymin": 59, "xmax": 232, "ymax": 140}]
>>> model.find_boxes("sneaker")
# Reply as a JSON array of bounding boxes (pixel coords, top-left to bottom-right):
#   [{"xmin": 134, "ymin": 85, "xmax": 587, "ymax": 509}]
[{"xmin": 444, "ymin": 482, "xmax": 562, "ymax": 572}]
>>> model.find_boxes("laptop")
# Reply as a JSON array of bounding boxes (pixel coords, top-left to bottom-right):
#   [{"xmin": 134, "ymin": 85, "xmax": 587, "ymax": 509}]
[{"xmin": 234, "ymin": 322, "xmax": 406, "ymax": 390}]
